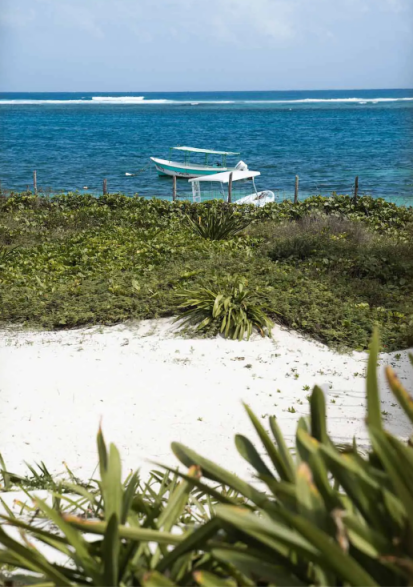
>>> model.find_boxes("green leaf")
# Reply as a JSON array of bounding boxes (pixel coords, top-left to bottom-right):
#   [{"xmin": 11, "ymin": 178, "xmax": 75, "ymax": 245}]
[
  {"xmin": 194, "ymin": 570, "xmax": 236, "ymax": 586},
  {"xmin": 319, "ymin": 444, "xmax": 389, "ymax": 532},
  {"xmin": 366, "ymin": 328, "xmax": 382, "ymax": 430},
  {"xmin": 343, "ymin": 514, "xmax": 391, "ymax": 558},
  {"xmin": 156, "ymin": 519, "xmax": 220, "ymax": 573},
  {"xmin": 0, "ymin": 514, "xmax": 69, "ymax": 546},
  {"xmin": 101, "ymin": 443, "xmax": 123, "ymax": 522},
  {"xmin": 244, "ymin": 404, "xmax": 294, "ymax": 482},
  {"xmin": 0, "ymin": 525, "xmax": 72, "ymax": 586},
  {"xmin": 0, "ymin": 453, "xmax": 11, "ymax": 490},
  {"xmin": 65, "ymin": 515, "xmax": 184, "ymax": 544},
  {"xmin": 97, "ymin": 425, "xmax": 108, "ymax": 478},
  {"xmin": 296, "ymin": 462, "xmax": 327, "ymax": 530},
  {"xmin": 35, "ymin": 498, "xmax": 101, "ymax": 584},
  {"xmin": 102, "ymin": 513, "xmax": 120, "ymax": 586},
  {"xmin": 122, "ymin": 470, "xmax": 140, "ymax": 524},
  {"xmin": 310, "ymin": 386, "xmax": 329, "ymax": 444},
  {"xmin": 152, "ymin": 466, "xmax": 201, "ymax": 568},
  {"xmin": 171, "ymin": 443, "xmax": 277, "ymax": 513},
  {"xmin": 235, "ymin": 434, "xmax": 274, "ymax": 479},
  {"xmin": 156, "ymin": 462, "xmax": 239, "ymax": 506},
  {"xmin": 370, "ymin": 429, "xmax": 413, "ymax": 527},
  {"xmin": 215, "ymin": 505, "xmax": 318, "ymax": 559},
  {"xmin": 268, "ymin": 416, "xmax": 296, "ymax": 482},
  {"xmin": 385, "ymin": 365, "xmax": 413, "ymax": 425},
  {"xmin": 156, "ymin": 466, "xmax": 199, "ymax": 532},
  {"xmin": 142, "ymin": 570, "xmax": 177, "ymax": 586},
  {"xmin": 275, "ymin": 507, "xmax": 378, "ymax": 586},
  {"xmin": 212, "ymin": 549, "xmax": 305, "ymax": 586}
]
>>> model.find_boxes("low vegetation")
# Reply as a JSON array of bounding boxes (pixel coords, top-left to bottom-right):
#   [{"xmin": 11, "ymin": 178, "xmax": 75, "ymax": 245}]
[
  {"xmin": 0, "ymin": 192, "xmax": 412, "ymax": 349},
  {"xmin": 1, "ymin": 332, "xmax": 413, "ymax": 586}
]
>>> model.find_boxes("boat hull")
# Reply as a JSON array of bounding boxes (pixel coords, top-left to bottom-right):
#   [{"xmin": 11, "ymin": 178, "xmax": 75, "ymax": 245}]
[
  {"xmin": 236, "ymin": 191, "xmax": 275, "ymax": 207},
  {"xmin": 151, "ymin": 157, "xmax": 232, "ymax": 179}
]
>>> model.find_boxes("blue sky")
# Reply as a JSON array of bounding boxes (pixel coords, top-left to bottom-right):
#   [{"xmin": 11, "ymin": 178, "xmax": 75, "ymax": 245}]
[{"xmin": 0, "ymin": 0, "xmax": 412, "ymax": 91}]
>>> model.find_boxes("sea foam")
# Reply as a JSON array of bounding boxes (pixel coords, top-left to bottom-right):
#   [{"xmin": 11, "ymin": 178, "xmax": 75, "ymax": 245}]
[{"xmin": 0, "ymin": 96, "xmax": 412, "ymax": 105}]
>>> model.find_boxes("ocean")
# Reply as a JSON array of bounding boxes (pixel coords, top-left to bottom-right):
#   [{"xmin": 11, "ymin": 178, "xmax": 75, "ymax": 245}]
[{"xmin": 0, "ymin": 89, "xmax": 412, "ymax": 204}]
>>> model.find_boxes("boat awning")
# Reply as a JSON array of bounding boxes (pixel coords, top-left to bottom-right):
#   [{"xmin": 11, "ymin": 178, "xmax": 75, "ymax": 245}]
[
  {"xmin": 173, "ymin": 146, "xmax": 240, "ymax": 156},
  {"xmin": 188, "ymin": 170, "xmax": 260, "ymax": 184}
]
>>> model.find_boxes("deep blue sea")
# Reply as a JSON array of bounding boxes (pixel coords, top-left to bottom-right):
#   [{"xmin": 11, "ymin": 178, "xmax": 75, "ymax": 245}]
[{"xmin": 0, "ymin": 90, "xmax": 412, "ymax": 204}]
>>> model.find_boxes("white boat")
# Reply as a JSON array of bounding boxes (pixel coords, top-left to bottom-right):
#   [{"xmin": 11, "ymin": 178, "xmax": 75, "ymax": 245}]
[
  {"xmin": 150, "ymin": 146, "xmax": 246, "ymax": 178},
  {"xmin": 188, "ymin": 170, "xmax": 275, "ymax": 207}
]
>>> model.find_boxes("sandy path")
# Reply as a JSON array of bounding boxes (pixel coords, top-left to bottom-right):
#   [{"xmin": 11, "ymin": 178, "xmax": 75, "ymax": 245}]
[{"xmin": 0, "ymin": 319, "xmax": 411, "ymax": 481}]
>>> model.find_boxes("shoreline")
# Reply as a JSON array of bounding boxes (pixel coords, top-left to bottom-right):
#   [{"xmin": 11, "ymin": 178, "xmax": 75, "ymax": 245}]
[{"xmin": 1, "ymin": 318, "xmax": 411, "ymax": 481}]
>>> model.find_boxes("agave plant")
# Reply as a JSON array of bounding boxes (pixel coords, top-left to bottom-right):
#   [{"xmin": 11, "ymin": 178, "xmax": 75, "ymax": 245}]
[
  {"xmin": 171, "ymin": 331, "xmax": 413, "ymax": 586},
  {"xmin": 185, "ymin": 206, "xmax": 252, "ymax": 240},
  {"xmin": 0, "ymin": 431, "xmax": 233, "ymax": 586},
  {"xmin": 176, "ymin": 279, "xmax": 273, "ymax": 340}
]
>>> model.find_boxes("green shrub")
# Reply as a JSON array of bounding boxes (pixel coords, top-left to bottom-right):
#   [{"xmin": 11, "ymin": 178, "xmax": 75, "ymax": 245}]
[
  {"xmin": 268, "ymin": 213, "xmax": 413, "ymax": 285},
  {"xmin": 1, "ymin": 332, "xmax": 413, "ymax": 585},
  {"xmin": 177, "ymin": 279, "xmax": 273, "ymax": 340},
  {"xmin": 185, "ymin": 205, "xmax": 253, "ymax": 240}
]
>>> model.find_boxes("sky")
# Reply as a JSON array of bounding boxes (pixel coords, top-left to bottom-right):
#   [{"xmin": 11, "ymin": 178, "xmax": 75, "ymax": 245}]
[{"xmin": 0, "ymin": 0, "xmax": 412, "ymax": 91}]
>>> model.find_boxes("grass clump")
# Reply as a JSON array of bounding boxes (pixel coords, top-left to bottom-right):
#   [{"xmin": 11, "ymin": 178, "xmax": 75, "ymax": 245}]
[
  {"xmin": 177, "ymin": 278, "xmax": 273, "ymax": 340},
  {"xmin": 2, "ymin": 333, "xmax": 413, "ymax": 585},
  {"xmin": 0, "ymin": 192, "xmax": 412, "ymax": 350}
]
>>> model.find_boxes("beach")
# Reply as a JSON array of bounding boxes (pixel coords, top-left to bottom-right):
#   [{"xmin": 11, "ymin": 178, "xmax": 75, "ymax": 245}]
[{"xmin": 1, "ymin": 318, "xmax": 411, "ymax": 481}]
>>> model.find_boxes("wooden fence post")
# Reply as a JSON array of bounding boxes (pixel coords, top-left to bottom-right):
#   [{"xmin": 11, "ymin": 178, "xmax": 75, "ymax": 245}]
[
  {"xmin": 103, "ymin": 178, "xmax": 107, "ymax": 195},
  {"xmin": 354, "ymin": 176, "xmax": 359, "ymax": 204},
  {"xmin": 172, "ymin": 175, "xmax": 177, "ymax": 201},
  {"xmin": 33, "ymin": 170, "xmax": 37, "ymax": 195},
  {"xmin": 294, "ymin": 175, "xmax": 299, "ymax": 203},
  {"xmin": 228, "ymin": 172, "xmax": 233, "ymax": 203}
]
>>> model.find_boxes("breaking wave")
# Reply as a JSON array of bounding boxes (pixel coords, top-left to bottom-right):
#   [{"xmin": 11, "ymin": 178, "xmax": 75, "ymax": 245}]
[{"xmin": 0, "ymin": 96, "xmax": 412, "ymax": 105}]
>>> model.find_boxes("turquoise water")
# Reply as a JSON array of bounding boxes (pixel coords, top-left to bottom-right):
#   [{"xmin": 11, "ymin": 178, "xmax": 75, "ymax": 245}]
[{"xmin": 0, "ymin": 90, "xmax": 412, "ymax": 204}]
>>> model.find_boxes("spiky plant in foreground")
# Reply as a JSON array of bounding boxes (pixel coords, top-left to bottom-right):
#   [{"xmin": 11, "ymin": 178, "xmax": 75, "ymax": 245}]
[
  {"xmin": 177, "ymin": 280, "xmax": 273, "ymax": 340},
  {"xmin": 0, "ymin": 331, "xmax": 413, "ymax": 585}
]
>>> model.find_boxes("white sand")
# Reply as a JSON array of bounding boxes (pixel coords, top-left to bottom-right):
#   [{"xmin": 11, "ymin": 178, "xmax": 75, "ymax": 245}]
[{"xmin": 0, "ymin": 319, "xmax": 411, "ymax": 481}]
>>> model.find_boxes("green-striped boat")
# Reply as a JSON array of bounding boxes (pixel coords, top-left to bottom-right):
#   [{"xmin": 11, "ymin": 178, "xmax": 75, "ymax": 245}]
[{"xmin": 150, "ymin": 146, "xmax": 247, "ymax": 178}]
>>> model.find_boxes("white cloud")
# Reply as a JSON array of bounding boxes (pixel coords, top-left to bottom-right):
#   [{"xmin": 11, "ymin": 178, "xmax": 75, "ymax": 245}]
[{"xmin": 1, "ymin": 0, "xmax": 412, "ymax": 50}]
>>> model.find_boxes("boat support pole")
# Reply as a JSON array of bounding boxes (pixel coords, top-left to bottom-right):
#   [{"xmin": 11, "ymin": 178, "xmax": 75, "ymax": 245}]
[
  {"xmin": 252, "ymin": 177, "xmax": 259, "ymax": 196},
  {"xmin": 228, "ymin": 172, "xmax": 233, "ymax": 203}
]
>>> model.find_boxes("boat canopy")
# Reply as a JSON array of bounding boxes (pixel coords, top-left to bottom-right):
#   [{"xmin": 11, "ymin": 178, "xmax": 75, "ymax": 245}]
[
  {"xmin": 189, "ymin": 170, "xmax": 260, "ymax": 184},
  {"xmin": 173, "ymin": 146, "xmax": 240, "ymax": 156}
]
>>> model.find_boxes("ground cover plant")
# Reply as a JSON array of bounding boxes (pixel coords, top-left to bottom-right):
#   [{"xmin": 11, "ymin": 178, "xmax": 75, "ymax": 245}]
[
  {"xmin": 1, "ymin": 332, "xmax": 413, "ymax": 586},
  {"xmin": 0, "ymin": 192, "xmax": 412, "ymax": 350}
]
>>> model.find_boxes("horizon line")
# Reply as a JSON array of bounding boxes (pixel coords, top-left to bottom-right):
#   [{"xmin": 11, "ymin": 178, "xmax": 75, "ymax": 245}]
[{"xmin": 1, "ymin": 88, "xmax": 413, "ymax": 94}]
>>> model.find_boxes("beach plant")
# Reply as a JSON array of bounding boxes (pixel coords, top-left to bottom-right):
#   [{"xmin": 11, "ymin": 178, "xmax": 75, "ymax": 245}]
[
  {"xmin": 1, "ymin": 332, "xmax": 413, "ymax": 585},
  {"xmin": 0, "ymin": 434, "xmax": 232, "ymax": 586},
  {"xmin": 176, "ymin": 279, "xmax": 273, "ymax": 340},
  {"xmin": 185, "ymin": 204, "xmax": 253, "ymax": 240},
  {"xmin": 171, "ymin": 331, "xmax": 413, "ymax": 586},
  {"xmin": 0, "ymin": 192, "xmax": 412, "ymax": 350}
]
